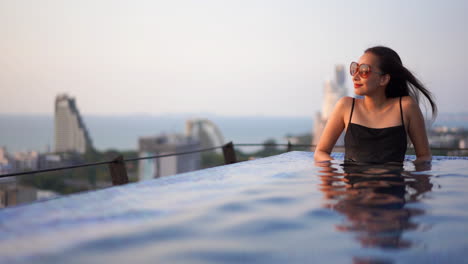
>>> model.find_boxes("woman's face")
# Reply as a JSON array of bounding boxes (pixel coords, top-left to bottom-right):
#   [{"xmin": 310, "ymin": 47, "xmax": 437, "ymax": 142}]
[{"xmin": 352, "ymin": 52, "xmax": 386, "ymax": 96}]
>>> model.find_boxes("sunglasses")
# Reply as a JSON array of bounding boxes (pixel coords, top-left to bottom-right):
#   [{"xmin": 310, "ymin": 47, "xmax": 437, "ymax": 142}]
[{"xmin": 350, "ymin": 62, "xmax": 384, "ymax": 78}]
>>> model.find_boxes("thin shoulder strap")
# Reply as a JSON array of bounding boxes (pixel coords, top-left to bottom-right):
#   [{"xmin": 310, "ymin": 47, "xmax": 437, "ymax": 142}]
[
  {"xmin": 348, "ymin": 98, "xmax": 355, "ymax": 124},
  {"xmin": 399, "ymin": 97, "xmax": 405, "ymax": 127}
]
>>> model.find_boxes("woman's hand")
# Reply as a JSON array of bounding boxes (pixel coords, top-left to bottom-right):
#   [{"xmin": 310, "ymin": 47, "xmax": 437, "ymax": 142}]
[
  {"xmin": 314, "ymin": 150, "xmax": 334, "ymax": 161},
  {"xmin": 413, "ymin": 157, "xmax": 432, "ymax": 171}
]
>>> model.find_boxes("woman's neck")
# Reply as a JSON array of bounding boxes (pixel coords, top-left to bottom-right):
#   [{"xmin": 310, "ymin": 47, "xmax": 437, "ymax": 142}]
[{"xmin": 363, "ymin": 94, "xmax": 391, "ymax": 113}]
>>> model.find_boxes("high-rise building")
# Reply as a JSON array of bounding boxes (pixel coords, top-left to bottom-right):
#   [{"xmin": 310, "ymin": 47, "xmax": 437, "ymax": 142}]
[
  {"xmin": 185, "ymin": 119, "xmax": 225, "ymax": 150},
  {"xmin": 0, "ymin": 147, "xmax": 12, "ymax": 175},
  {"xmin": 138, "ymin": 134, "xmax": 200, "ymax": 180},
  {"xmin": 54, "ymin": 94, "xmax": 93, "ymax": 154},
  {"xmin": 313, "ymin": 65, "xmax": 348, "ymax": 148}
]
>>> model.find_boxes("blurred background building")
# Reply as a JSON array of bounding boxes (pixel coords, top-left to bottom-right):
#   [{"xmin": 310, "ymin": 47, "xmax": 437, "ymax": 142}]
[
  {"xmin": 54, "ymin": 94, "xmax": 93, "ymax": 154},
  {"xmin": 185, "ymin": 119, "xmax": 225, "ymax": 150},
  {"xmin": 0, "ymin": 148, "xmax": 12, "ymax": 175},
  {"xmin": 138, "ymin": 118, "xmax": 225, "ymax": 180},
  {"xmin": 138, "ymin": 134, "xmax": 201, "ymax": 180},
  {"xmin": 313, "ymin": 65, "xmax": 348, "ymax": 148}
]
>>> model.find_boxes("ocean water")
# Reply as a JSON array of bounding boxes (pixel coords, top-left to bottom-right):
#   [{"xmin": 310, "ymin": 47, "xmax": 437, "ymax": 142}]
[
  {"xmin": 1, "ymin": 113, "xmax": 466, "ymax": 153},
  {"xmin": 0, "ymin": 152, "xmax": 467, "ymax": 263},
  {"xmin": 0, "ymin": 115, "xmax": 313, "ymax": 153}
]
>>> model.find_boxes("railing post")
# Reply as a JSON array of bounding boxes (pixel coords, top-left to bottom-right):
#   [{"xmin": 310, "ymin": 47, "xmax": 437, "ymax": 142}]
[
  {"xmin": 287, "ymin": 141, "xmax": 292, "ymax": 152},
  {"xmin": 222, "ymin": 142, "xmax": 237, "ymax": 165},
  {"xmin": 109, "ymin": 155, "xmax": 129, "ymax": 186}
]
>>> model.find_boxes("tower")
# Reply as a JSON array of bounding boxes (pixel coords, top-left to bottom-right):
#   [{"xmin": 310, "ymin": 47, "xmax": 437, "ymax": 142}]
[
  {"xmin": 54, "ymin": 94, "xmax": 93, "ymax": 154},
  {"xmin": 313, "ymin": 65, "xmax": 348, "ymax": 147},
  {"xmin": 185, "ymin": 119, "xmax": 225, "ymax": 150}
]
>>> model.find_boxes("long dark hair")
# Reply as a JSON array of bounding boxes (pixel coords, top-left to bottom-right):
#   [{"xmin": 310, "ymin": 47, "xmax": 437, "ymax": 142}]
[{"xmin": 365, "ymin": 46, "xmax": 437, "ymax": 119}]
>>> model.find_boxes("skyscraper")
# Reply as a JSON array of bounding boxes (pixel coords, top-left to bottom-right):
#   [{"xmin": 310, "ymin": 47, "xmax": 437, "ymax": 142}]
[
  {"xmin": 313, "ymin": 65, "xmax": 348, "ymax": 148},
  {"xmin": 185, "ymin": 119, "xmax": 225, "ymax": 150},
  {"xmin": 54, "ymin": 94, "xmax": 93, "ymax": 154}
]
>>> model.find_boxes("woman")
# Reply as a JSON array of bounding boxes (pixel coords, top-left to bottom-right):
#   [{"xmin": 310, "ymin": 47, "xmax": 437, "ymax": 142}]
[{"xmin": 314, "ymin": 46, "xmax": 437, "ymax": 164}]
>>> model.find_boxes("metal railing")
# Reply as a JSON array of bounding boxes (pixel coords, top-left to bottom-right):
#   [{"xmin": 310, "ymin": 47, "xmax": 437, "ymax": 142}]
[
  {"xmin": 1, "ymin": 142, "xmax": 468, "ymax": 187},
  {"xmin": 0, "ymin": 142, "xmax": 238, "ymax": 185}
]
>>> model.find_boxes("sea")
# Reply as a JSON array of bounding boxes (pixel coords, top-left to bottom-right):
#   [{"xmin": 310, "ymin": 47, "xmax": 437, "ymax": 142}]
[
  {"xmin": 1, "ymin": 113, "xmax": 467, "ymax": 153},
  {"xmin": 0, "ymin": 114, "xmax": 314, "ymax": 153}
]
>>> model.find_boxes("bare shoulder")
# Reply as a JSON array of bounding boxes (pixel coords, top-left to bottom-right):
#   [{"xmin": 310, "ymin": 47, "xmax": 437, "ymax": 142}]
[
  {"xmin": 332, "ymin": 96, "xmax": 354, "ymax": 117},
  {"xmin": 400, "ymin": 96, "xmax": 419, "ymax": 110},
  {"xmin": 330, "ymin": 96, "xmax": 354, "ymax": 124},
  {"xmin": 400, "ymin": 96, "xmax": 424, "ymax": 128},
  {"xmin": 336, "ymin": 96, "xmax": 354, "ymax": 109},
  {"xmin": 400, "ymin": 96, "xmax": 423, "ymax": 118}
]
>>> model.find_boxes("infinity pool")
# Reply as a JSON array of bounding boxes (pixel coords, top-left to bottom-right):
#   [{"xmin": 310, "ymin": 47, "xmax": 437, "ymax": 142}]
[{"xmin": 0, "ymin": 151, "xmax": 467, "ymax": 263}]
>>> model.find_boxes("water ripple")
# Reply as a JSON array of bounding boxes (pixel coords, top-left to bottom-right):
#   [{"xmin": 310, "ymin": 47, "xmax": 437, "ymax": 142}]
[
  {"xmin": 176, "ymin": 250, "xmax": 273, "ymax": 264},
  {"xmin": 225, "ymin": 218, "xmax": 305, "ymax": 236},
  {"xmin": 216, "ymin": 202, "xmax": 251, "ymax": 213}
]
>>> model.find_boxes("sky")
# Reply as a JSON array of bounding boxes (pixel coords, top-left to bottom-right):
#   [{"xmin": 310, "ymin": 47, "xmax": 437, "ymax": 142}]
[{"xmin": 1, "ymin": 0, "xmax": 467, "ymax": 117}]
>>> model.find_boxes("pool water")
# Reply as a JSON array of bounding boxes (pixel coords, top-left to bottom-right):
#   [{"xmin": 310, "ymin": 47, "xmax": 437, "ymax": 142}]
[{"xmin": 0, "ymin": 151, "xmax": 467, "ymax": 263}]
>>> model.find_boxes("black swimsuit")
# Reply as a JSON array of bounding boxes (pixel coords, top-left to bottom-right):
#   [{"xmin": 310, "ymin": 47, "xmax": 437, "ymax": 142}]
[{"xmin": 344, "ymin": 97, "xmax": 407, "ymax": 163}]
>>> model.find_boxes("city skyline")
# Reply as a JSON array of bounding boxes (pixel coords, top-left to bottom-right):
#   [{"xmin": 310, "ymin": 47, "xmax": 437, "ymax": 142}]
[{"xmin": 1, "ymin": 0, "xmax": 467, "ymax": 117}]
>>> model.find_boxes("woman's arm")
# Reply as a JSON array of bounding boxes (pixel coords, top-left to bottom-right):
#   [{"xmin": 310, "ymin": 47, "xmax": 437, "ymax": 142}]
[
  {"xmin": 403, "ymin": 96, "xmax": 432, "ymax": 163},
  {"xmin": 314, "ymin": 97, "xmax": 351, "ymax": 161}
]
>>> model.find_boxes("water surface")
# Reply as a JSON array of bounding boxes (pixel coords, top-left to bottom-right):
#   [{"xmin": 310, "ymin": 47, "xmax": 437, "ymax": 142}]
[{"xmin": 0, "ymin": 152, "xmax": 467, "ymax": 263}]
